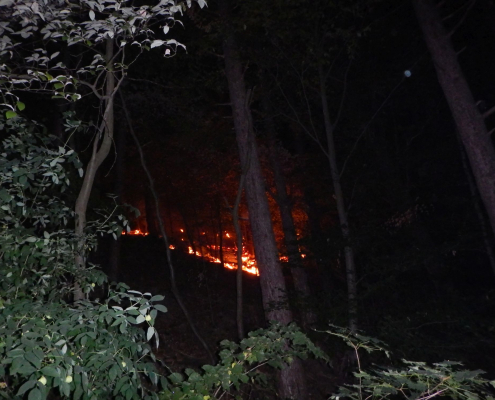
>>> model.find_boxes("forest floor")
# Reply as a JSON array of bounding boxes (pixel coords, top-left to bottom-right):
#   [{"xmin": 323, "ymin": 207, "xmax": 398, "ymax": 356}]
[
  {"xmin": 98, "ymin": 235, "xmax": 495, "ymax": 398},
  {"xmin": 104, "ymin": 235, "xmax": 338, "ymax": 399}
]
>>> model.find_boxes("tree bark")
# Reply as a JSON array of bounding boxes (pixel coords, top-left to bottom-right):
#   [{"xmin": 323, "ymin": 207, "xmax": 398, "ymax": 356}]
[
  {"xmin": 264, "ymin": 107, "xmax": 315, "ymax": 327},
  {"xmin": 413, "ymin": 0, "xmax": 495, "ymax": 240},
  {"xmin": 145, "ymin": 187, "xmax": 159, "ymax": 236},
  {"xmin": 230, "ymin": 169, "xmax": 246, "ymax": 340},
  {"xmin": 217, "ymin": 202, "xmax": 225, "ymax": 269},
  {"xmin": 319, "ymin": 65, "xmax": 358, "ymax": 332},
  {"xmin": 456, "ymin": 131, "xmax": 495, "ymax": 276},
  {"xmin": 108, "ymin": 125, "xmax": 127, "ymax": 282},
  {"xmin": 74, "ymin": 39, "xmax": 116, "ymax": 300},
  {"xmin": 220, "ymin": 0, "xmax": 307, "ymax": 397}
]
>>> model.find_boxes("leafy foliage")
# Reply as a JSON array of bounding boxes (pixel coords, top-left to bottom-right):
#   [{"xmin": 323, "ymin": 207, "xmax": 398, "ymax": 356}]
[
  {"xmin": 159, "ymin": 322, "xmax": 326, "ymax": 399},
  {"xmin": 0, "ymin": 0, "xmax": 205, "ymax": 115},
  {"xmin": 0, "ymin": 287, "xmax": 167, "ymax": 400},
  {"xmin": 0, "ymin": 117, "xmax": 122, "ymax": 301},
  {"xmin": 327, "ymin": 325, "xmax": 495, "ymax": 400},
  {"xmin": 0, "ymin": 117, "xmax": 168, "ymax": 399}
]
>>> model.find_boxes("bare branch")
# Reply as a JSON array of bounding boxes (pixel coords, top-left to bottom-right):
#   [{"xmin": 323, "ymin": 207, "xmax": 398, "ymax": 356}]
[
  {"xmin": 447, "ymin": 0, "xmax": 476, "ymax": 37},
  {"xmin": 332, "ymin": 59, "xmax": 352, "ymax": 133},
  {"xmin": 340, "ymin": 77, "xmax": 405, "ymax": 179},
  {"xmin": 483, "ymin": 104, "xmax": 495, "ymax": 119}
]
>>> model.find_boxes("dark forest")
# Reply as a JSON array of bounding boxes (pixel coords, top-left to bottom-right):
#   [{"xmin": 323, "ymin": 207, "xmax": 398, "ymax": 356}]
[{"xmin": 1, "ymin": 0, "xmax": 495, "ymax": 399}]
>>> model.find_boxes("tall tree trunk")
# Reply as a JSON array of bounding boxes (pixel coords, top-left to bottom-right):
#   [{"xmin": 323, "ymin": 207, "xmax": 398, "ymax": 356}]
[
  {"xmin": 178, "ymin": 206, "xmax": 196, "ymax": 254},
  {"xmin": 220, "ymin": 1, "xmax": 307, "ymax": 397},
  {"xmin": 413, "ymin": 0, "xmax": 495, "ymax": 241},
  {"xmin": 74, "ymin": 39, "xmax": 115, "ymax": 300},
  {"xmin": 230, "ymin": 169, "xmax": 246, "ymax": 340},
  {"xmin": 108, "ymin": 126, "xmax": 127, "ymax": 282},
  {"xmin": 264, "ymin": 104, "xmax": 315, "ymax": 327},
  {"xmin": 319, "ymin": 65, "xmax": 358, "ymax": 332},
  {"xmin": 145, "ymin": 187, "xmax": 159, "ymax": 236},
  {"xmin": 217, "ymin": 202, "xmax": 225, "ymax": 268},
  {"xmin": 456, "ymin": 131, "xmax": 495, "ymax": 276}
]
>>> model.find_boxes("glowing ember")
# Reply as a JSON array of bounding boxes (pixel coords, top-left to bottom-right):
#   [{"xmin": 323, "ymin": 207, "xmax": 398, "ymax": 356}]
[
  {"xmin": 169, "ymin": 245, "xmax": 175, "ymax": 250},
  {"xmin": 225, "ymin": 232, "xmax": 230, "ymax": 238},
  {"xmin": 122, "ymin": 229, "xmax": 148, "ymax": 236},
  {"xmin": 187, "ymin": 245, "xmax": 259, "ymax": 276}
]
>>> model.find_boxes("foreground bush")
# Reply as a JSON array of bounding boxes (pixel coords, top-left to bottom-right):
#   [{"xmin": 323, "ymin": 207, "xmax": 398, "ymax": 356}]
[
  {"xmin": 0, "ymin": 287, "xmax": 166, "ymax": 400},
  {"xmin": 0, "ymin": 124, "xmax": 166, "ymax": 399},
  {"xmin": 328, "ymin": 325, "xmax": 495, "ymax": 400},
  {"xmin": 159, "ymin": 322, "xmax": 326, "ymax": 399}
]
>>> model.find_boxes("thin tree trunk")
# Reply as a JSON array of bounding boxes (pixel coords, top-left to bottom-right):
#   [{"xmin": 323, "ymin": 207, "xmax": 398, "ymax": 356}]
[
  {"xmin": 456, "ymin": 131, "xmax": 495, "ymax": 276},
  {"xmin": 318, "ymin": 65, "xmax": 358, "ymax": 332},
  {"xmin": 220, "ymin": 0, "xmax": 307, "ymax": 396},
  {"xmin": 179, "ymin": 206, "xmax": 196, "ymax": 254},
  {"xmin": 108, "ymin": 126, "xmax": 127, "ymax": 282},
  {"xmin": 265, "ymin": 107, "xmax": 315, "ymax": 327},
  {"xmin": 217, "ymin": 202, "xmax": 225, "ymax": 268},
  {"xmin": 74, "ymin": 39, "xmax": 116, "ymax": 301},
  {"xmin": 145, "ymin": 187, "xmax": 159, "ymax": 236},
  {"xmin": 229, "ymin": 169, "xmax": 247, "ymax": 340},
  {"xmin": 413, "ymin": 0, "xmax": 495, "ymax": 241},
  {"xmin": 165, "ymin": 190, "xmax": 174, "ymax": 240}
]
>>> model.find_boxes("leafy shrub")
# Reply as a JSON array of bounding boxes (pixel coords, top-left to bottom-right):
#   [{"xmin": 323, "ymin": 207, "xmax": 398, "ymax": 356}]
[
  {"xmin": 0, "ymin": 287, "xmax": 167, "ymax": 400},
  {"xmin": 0, "ymin": 117, "xmax": 167, "ymax": 399},
  {"xmin": 159, "ymin": 322, "xmax": 326, "ymax": 400},
  {"xmin": 0, "ymin": 117, "xmax": 122, "ymax": 302},
  {"xmin": 328, "ymin": 325, "xmax": 495, "ymax": 400}
]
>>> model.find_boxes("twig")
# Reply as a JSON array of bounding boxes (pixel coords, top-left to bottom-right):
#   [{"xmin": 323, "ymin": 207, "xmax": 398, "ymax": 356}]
[{"xmin": 447, "ymin": 0, "xmax": 476, "ymax": 37}]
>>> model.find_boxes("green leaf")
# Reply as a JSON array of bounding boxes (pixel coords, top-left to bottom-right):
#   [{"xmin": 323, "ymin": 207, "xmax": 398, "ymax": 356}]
[
  {"xmin": 16, "ymin": 101, "xmax": 26, "ymax": 111},
  {"xmin": 154, "ymin": 305, "xmax": 167, "ymax": 313},
  {"xmin": 25, "ymin": 351, "xmax": 42, "ymax": 369},
  {"xmin": 16, "ymin": 380, "xmax": 36, "ymax": 396},
  {"xmin": 109, "ymin": 364, "xmax": 119, "ymax": 381},
  {"xmin": 169, "ymin": 373, "xmax": 183, "ymax": 384},
  {"xmin": 150, "ymin": 295, "xmax": 164, "ymax": 302},
  {"xmin": 28, "ymin": 388, "xmax": 42, "ymax": 400},
  {"xmin": 41, "ymin": 366, "xmax": 60, "ymax": 378},
  {"xmin": 6, "ymin": 111, "xmax": 17, "ymax": 119},
  {"xmin": 60, "ymin": 382, "xmax": 70, "ymax": 397},
  {"xmin": 18, "ymin": 364, "xmax": 37, "ymax": 374}
]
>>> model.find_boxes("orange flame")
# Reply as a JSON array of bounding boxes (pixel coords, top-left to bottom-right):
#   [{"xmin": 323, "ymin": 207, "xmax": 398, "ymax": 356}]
[
  {"xmin": 122, "ymin": 229, "xmax": 148, "ymax": 236},
  {"xmin": 187, "ymin": 245, "xmax": 259, "ymax": 276}
]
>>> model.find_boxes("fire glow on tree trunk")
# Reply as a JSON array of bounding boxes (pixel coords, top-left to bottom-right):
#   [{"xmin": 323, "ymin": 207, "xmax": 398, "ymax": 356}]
[
  {"xmin": 264, "ymin": 98, "xmax": 315, "ymax": 327},
  {"xmin": 219, "ymin": 0, "xmax": 308, "ymax": 397}
]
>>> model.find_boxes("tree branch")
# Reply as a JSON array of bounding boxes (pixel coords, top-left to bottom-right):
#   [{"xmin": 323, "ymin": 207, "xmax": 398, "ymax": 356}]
[
  {"xmin": 483, "ymin": 104, "xmax": 495, "ymax": 119},
  {"xmin": 447, "ymin": 0, "xmax": 476, "ymax": 37}
]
